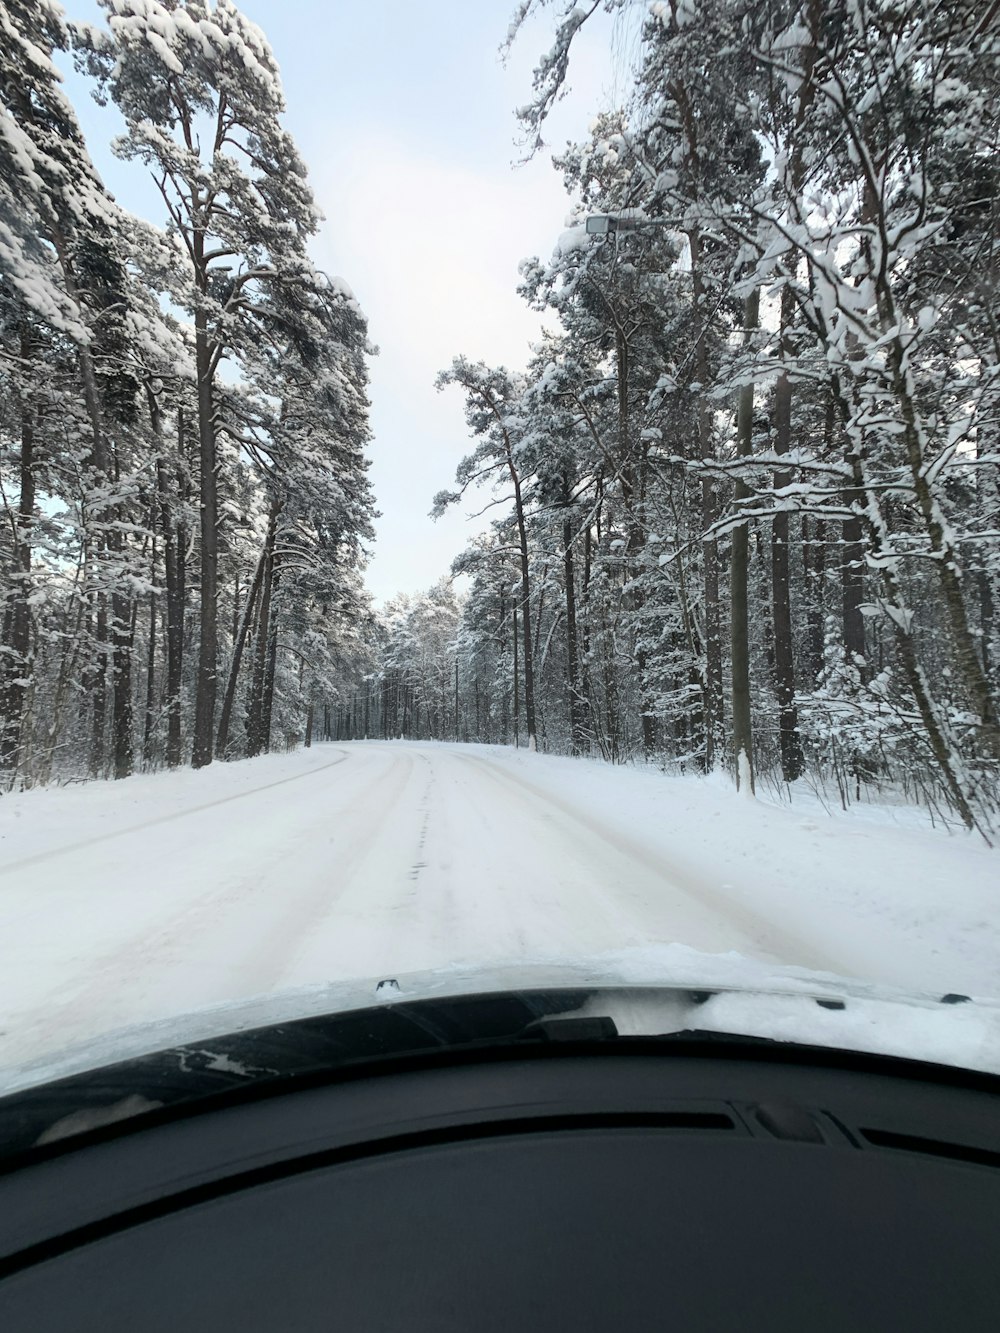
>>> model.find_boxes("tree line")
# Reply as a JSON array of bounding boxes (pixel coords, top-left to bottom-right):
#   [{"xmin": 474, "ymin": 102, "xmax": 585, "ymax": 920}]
[
  {"xmin": 0, "ymin": 0, "xmax": 374, "ymax": 785},
  {"xmin": 365, "ymin": 0, "xmax": 999, "ymax": 837}
]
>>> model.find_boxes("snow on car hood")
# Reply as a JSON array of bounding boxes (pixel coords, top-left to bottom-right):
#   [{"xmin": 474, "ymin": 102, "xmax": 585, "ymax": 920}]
[{"xmin": 3, "ymin": 944, "xmax": 999, "ymax": 1096}]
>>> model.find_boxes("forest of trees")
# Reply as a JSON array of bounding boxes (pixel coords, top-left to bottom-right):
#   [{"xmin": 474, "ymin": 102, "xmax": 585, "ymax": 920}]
[
  {"xmin": 4, "ymin": 0, "xmax": 999, "ymax": 840},
  {"xmin": 0, "ymin": 0, "xmax": 375, "ymax": 784},
  {"xmin": 350, "ymin": 0, "xmax": 1000, "ymax": 837}
]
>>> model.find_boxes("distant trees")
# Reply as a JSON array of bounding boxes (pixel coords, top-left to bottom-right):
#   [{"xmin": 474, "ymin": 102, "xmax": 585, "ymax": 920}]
[
  {"xmin": 371, "ymin": 0, "xmax": 999, "ymax": 837},
  {"xmin": 434, "ymin": 359, "xmax": 539, "ymax": 750},
  {"xmin": 0, "ymin": 0, "xmax": 373, "ymax": 786}
]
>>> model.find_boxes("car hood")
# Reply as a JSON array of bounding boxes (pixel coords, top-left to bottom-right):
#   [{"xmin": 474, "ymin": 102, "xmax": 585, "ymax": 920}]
[{"xmin": 3, "ymin": 948, "xmax": 999, "ymax": 1101}]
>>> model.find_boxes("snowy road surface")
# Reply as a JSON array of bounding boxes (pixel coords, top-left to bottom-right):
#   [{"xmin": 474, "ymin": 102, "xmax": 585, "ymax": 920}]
[{"xmin": 1, "ymin": 741, "xmax": 998, "ymax": 1077}]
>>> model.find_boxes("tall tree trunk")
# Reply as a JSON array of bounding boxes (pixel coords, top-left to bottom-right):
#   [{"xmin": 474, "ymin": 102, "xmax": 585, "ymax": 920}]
[
  {"xmin": 807, "ymin": 392, "xmax": 836, "ymax": 684},
  {"xmin": 78, "ymin": 339, "xmax": 134, "ymax": 780},
  {"xmin": 975, "ymin": 427, "xmax": 996, "ymax": 679},
  {"xmin": 142, "ymin": 540, "xmax": 157, "ymax": 768},
  {"xmin": 217, "ymin": 519, "xmax": 271, "ymax": 757},
  {"xmin": 802, "ymin": 517, "xmax": 826, "ymax": 686},
  {"xmin": 110, "ymin": 590, "xmax": 134, "ymax": 781},
  {"xmin": 563, "ymin": 514, "xmax": 584, "ymax": 754},
  {"xmin": 260, "ymin": 564, "xmax": 280, "ymax": 752},
  {"xmin": 507, "ymin": 450, "xmax": 537, "ymax": 748},
  {"xmin": 841, "ymin": 509, "xmax": 866, "ymax": 666},
  {"xmin": 78, "ymin": 346, "xmax": 110, "ymax": 780},
  {"xmin": 771, "ymin": 285, "xmax": 804, "ymax": 782},
  {"xmin": 690, "ymin": 230, "xmax": 723, "ymax": 768},
  {"xmin": 0, "ymin": 328, "xmax": 36, "ymax": 780},
  {"xmin": 110, "ymin": 443, "xmax": 135, "ymax": 781},
  {"xmin": 613, "ymin": 331, "xmax": 656, "ymax": 761},
  {"xmin": 89, "ymin": 596, "xmax": 108, "ymax": 778},
  {"xmin": 731, "ymin": 290, "xmax": 759, "ymax": 792},
  {"xmin": 156, "ymin": 408, "xmax": 186, "ymax": 768},
  {"xmin": 581, "ymin": 517, "xmax": 594, "ymax": 734},
  {"xmin": 513, "ymin": 604, "xmax": 520, "ymax": 748},
  {"xmin": 52, "ymin": 236, "xmax": 132, "ymax": 778},
  {"xmin": 192, "ymin": 297, "xmax": 219, "ymax": 768},
  {"xmin": 246, "ymin": 526, "xmax": 275, "ymax": 758}
]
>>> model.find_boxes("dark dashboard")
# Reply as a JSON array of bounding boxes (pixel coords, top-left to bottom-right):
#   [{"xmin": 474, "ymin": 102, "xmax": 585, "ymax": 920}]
[{"xmin": 0, "ymin": 989, "xmax": 998, "ymax": 1330}]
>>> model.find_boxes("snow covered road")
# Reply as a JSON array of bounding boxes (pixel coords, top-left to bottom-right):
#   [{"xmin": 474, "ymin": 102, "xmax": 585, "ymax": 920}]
[{"xmin": 1, "ymin": 741, "xmax": 997, "ymax": 1077}]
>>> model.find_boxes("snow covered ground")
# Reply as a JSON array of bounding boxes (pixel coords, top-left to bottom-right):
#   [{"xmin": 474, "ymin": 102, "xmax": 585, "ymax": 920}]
[{"xmin": 0, "ymin": 740, "xmax": 997, "ymax": 1085}]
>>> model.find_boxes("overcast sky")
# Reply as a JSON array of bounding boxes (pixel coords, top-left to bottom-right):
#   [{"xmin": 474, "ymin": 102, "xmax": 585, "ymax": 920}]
[{"xmin": 61, "ymin": 1, "xmax": 635, "ymax": 603}]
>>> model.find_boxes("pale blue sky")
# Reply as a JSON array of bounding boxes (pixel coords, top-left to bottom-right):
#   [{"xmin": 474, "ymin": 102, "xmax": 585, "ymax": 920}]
[{"xmin": 60, "ymin": 1, "xmax": 631, "ymax": 602}]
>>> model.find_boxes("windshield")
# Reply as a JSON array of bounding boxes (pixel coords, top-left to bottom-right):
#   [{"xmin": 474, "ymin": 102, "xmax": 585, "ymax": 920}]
[{"xmin": 0, "ymin": 0, "xmax": 997, "ymax": 1090}]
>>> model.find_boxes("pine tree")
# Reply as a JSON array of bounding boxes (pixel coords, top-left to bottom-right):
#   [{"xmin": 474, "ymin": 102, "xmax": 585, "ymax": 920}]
[{"xmin": 82, "ymin": 0, "xmax": 324, "ymax": 767}]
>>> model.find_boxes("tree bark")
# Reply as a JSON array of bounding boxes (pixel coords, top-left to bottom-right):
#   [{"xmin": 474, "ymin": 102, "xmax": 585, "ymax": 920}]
[
  {"xmin": 156, "ymin": 408, "xmax": 186, "ymax": 768},
  {"xmin": 771, "ymin": 285, "xmax": 804, "ymax": 782},
  {"xmin": 841, "ymin": 510, "xmax": 866, "ymax": 665},
  {"xmin": 731, "ymin": 290, "xmax": 759, "ymax": 792},
  {"xmin": 260, "ymin": 577, "xmax": 280, "ymax": 753},
  {"xmin": 508, "ymin": 451, "xmax": 537, "ymax": 749},
  {"xmin": 975, "ymin": 427, "xmax": 996, "ymax": 679},
  {"xmin": 142, "ymin": 552, "xmax": 157, "ymax": 768},
  {"xmin": 192, "ymin": 298, "xmax": 219, "ymax": 768},
  {"xmin": 78, "ymin": 346, "xmax": 111, "ymax": 780},
  {"xmin": 690, "ymin": 229, "xmax": 723, "ymax": 768},
  {"xmin": 0, "ymin": 328, "xmax": 36, "ymax": 780},
  {"xmin": 563, "ymin": 515, "xmax": 584, "ymax": 754},
  {"xmin": 78, "ymin": 335, "xmax": 135, "ymax": 779},
  {"xmin": 110, "ymin": 590, "xmax": 134, "ymax": 781},
  {"xmin": 512, "ymin": 604, "xmax": 520, "ymax": 748},
  {"xmin": 246, "ymin": 523, "xmax": 275, "ymax": 757},
  {"xmin": 89, "ymin": 596, "xmax": 108, "ymax": 778},
  {"xmin": 217, "ymin": 521, "xmax": 270, "ymax": 757},
  {"xmin": 802, "ymin": 516, "xmax": 825, "ymax": 686}
]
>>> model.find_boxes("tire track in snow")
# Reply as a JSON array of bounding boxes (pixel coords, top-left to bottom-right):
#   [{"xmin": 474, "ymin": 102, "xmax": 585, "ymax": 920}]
[
  {"xmin": 454, "ymin": 751, "xmax": 844, "ymax": 974},
  {"xmin": 0, "ymin": 749, "xmax": 393, "ymax": 1060},
  {"xmin": 244, "ymin": 752, "xmax": 424, "ymax": 989},
  {"xmin": 409, "ymin": 757, "xmax": 434, "ymax": 883},
  {"xmin": 0, "ymin": 751, "xmax": 350, "ymax": 876}
]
